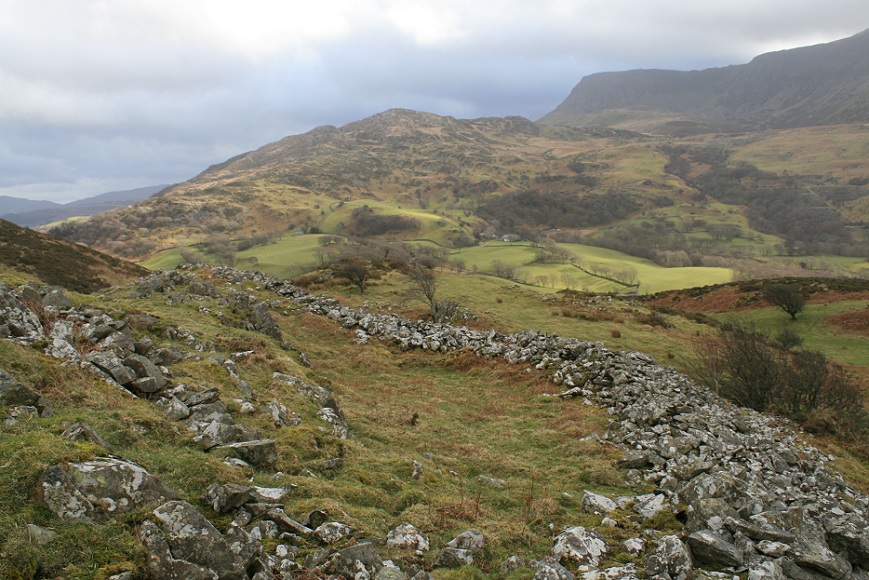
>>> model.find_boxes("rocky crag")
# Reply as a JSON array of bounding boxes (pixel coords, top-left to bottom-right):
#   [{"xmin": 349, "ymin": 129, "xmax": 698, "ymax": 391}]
[{"xmin": 1, "ymin": 266, "xmax": 867, "ymax": 579}]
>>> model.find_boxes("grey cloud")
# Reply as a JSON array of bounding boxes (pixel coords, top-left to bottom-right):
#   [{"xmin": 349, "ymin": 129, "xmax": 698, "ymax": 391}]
[{"xmin": 2, "ymin": 0, "xmax": 868, "ymax": 202}]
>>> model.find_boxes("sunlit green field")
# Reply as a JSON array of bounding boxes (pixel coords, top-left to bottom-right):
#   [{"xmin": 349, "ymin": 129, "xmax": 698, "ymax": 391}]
[{"xmin": 142, "ymin": 237, "xmax": 733, "ymax": 294}]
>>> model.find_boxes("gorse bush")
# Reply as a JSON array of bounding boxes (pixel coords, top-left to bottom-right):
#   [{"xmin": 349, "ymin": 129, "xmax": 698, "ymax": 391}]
[{"xmin": 693, "ymin": 321, "xmax": 867, "ymax": 436}]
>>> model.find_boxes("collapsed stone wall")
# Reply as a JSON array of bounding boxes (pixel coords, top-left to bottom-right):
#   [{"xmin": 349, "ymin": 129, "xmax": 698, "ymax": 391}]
[{"xmin": 1, "ymin": 267, "xmax": 867, "ymax": 579}]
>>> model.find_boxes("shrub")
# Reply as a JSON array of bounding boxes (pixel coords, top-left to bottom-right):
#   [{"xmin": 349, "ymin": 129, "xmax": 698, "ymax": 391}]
[{"xmin": 693, "ymin": 322, "xmax": 868, "ymax": 433}]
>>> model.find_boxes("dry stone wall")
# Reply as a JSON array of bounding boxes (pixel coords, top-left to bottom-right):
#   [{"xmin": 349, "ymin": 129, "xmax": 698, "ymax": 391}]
[{"xmin": 1, "ymin": 267, "xmax": 867, "ymax": 579}]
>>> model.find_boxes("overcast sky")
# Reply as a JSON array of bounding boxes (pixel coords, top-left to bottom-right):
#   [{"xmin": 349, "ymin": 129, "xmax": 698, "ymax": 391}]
[{"xmin": 2, "ymin": 0, "xmax": 868, "ymax": 203}]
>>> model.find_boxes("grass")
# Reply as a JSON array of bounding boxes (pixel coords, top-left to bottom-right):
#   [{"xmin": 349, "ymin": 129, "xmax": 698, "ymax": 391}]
[
  {"xmin": 452, "ymin": 241, "xmax": 732, "ymax": 294},
  {"xmin": 0, "ymin": 268, "xmax": 664, "ymax": 577},
  {"xmin": 714, "ymin": 300, "xmax": 869, "ymax": 368}
]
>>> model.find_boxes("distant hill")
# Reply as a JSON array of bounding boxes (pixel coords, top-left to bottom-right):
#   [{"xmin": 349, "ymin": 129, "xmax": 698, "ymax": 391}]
[
  {"xmin": 0, "ymin": 196, "xmax": 60, "ymax": 216},
  {"xmin": 1, "ymin": 184, "xmax": 169, "ymax": 227},
  {"xmin": 540, "ymin": 29, "xmax": 869, "ymax": 134},
  {"xmin": 0, "ymin": 218, "xmax": 148, "ymax": 292},
  {"xmin": 48, "ymin": 110, "xmax": 869, "ymax": 269}
]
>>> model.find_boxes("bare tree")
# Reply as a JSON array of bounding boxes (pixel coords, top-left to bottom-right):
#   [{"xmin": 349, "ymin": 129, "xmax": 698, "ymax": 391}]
[
  {"xmin": 334, "ymin": 259, "xmax": 371, "ymax": 294},
  {"xmin": 405, "ymin": 263, "xmax": 438, "ymax": 317},
  {"xmin": 405, "ymin": 263, "xmax": 463, "ymax": 322},
  {"xmin": 762, "ymin": 283, "xmax": 805, "ymax": 320}
]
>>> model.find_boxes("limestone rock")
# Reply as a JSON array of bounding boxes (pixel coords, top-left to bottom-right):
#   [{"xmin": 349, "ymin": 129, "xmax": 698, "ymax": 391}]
[
  {"xmin": 551, "ymin": 526, "xmax": 608, "ymax": 567},
  {"xmin": 124, "ymin": 353, "xmax": 167, "ymax": 392},
  {"xmin": 386, "ymin": 523, "xmax": 429, "ymax": 552},
  {"xmin": 61, "ymin": 421, "xmax": 114, "ymax": 452},
  {"xmin": 40, "ymin": 458, "xmax": 178, "ymax": 522},
  {"xmin": 643, "ymin": 535, "xmax": 694, "ymax": 580},
  {"xmin": 826, "ymin": 520, "xmax": 869, "ymax": 568},
  {"xmin": 141, "ymin": 500, "xmax": 260, "ymax": 579},
  {"xmin": 87, "ymin": 350, "xmax": 136, "ymax": 386},
  {"xmin": 434, "ymin": 547, "xmax": 474, "ymax": 568},
  {"xmin": 447, "ymin": 529, "xmax": 486, "ymax": 553},
  {"xmin": 686, "ymin": 530, "xmax": 744, "ymax": 568},
  {"xmin": 215, "ymin": 439, "xmax": 277, "ymax": 470},
  {"xmin": 325, "ymin": 542, "xmax": 383, "ymax": 578},
  {"xmin": 314, "ymin": 521, "xmax": 351, "ymax": 543},
  {"xmin": 267, "ymin": 400, "xmax": 301, "ymax": 427},
  {"xmin": 531, "ymin": 559, "xmax": 575, "ymax": 580},
  {"xmin": 582, "ymin": 490, "xmax": 617, "ymax": 514}
]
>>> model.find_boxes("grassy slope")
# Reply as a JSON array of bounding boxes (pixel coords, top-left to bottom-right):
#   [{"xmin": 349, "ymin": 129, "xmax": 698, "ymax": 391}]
[
  {"xmin": 1, "ymin": 263, "xmax": 867, "ymax": 577},
  {"xmin": 714, "ymin": 300, "xmax": 869, "ymax": 368},
  {"xmin": 0, "ymin": 269, "xmax": 660, "ymax": 578}
]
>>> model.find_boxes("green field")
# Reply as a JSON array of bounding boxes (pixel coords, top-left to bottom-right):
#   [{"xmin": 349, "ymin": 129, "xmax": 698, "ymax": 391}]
[
  {"xmin": 454, "ymin": 241, "xmax": 732, "ymax": 294},
  {"xmin": 142, "ymin": 237, "xmax": 734, "ymax": 295}
]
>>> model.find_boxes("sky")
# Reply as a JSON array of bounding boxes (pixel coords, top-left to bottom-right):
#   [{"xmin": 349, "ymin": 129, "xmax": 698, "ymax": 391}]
[{"xmin": 2, "ymin": 1, "xmax": 868, "ymax": 204}]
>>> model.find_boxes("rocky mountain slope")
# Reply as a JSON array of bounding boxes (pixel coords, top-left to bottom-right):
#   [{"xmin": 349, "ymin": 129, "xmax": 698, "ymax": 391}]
[
  {"xmin": 1, "ymin": 264, "xmax": 867, "ymax": 578},
  {"xmin": 49, "ymin": 109, "xmax": 657, "ymax": 258},
  {"xmin": 540, "ymin": 29, "xmax": 869, "ymax": 134}
]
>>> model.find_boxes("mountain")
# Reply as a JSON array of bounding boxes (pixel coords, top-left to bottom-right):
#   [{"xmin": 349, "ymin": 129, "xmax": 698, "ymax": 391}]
[
  {"xmin": 0, "ymin": 195, "xmax": 60, "ymax": 216},
  {"xmin": 0, "ymin": 218, "xmax": 148, "ymax": 292},
  {"xmin": 1, "ymin": 184, "xmax": 169, "ymax": 228},
  {"xmin": 540, "ymin": 29, "xmax": 869, "ymax": 134},
  {"xmin": 50, "ymin": 107, "xmax": 869, "ymax": 269},
  {"xmin": 49, "ymin": 109, "xmax": 654, "ymax": 258}
]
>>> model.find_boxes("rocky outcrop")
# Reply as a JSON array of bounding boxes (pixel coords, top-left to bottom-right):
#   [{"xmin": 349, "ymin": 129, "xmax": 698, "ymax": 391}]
[
  {"xmin": 140, "ymin": 500, "xmax": 267, "ymax": 579},
  {"xmin": 39, "ymin": 458, "xmax": 178, "ymax": 522}
]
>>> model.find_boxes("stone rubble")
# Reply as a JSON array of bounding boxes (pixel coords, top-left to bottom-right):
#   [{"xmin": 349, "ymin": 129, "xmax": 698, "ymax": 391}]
[{"xmin": 2, "ymin": 268, "xmax": 868, "ymax": 579}]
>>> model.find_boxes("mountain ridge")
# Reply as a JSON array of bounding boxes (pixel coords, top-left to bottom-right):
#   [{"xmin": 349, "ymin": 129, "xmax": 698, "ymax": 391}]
[
  {"xmin": 540, "ymin": 28, "xmax": 869, "ymax": 134},
  {"xmin": 1, "ymin": 184, "xmax": 169, "ymax": 228}
]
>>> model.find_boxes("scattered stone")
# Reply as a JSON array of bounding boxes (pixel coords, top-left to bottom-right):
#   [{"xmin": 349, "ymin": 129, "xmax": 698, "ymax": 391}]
[
  {"xmin": 325, "ymin": 542, "xmax": 383, "ymax": 578},
  {"xmin": 643, "ymin": 535, "xmax": 693, "ymax": 580},
  {"xmin": 447, "ymin": 530, "xmax": 485, "ymax": 553},
  {"xmin": 582, "ymin": 490, "xmax": 617, "ymax": 514},
  {"xmin": 551, "ymin": 526, "xmax": 608, "ymax": 567},
  {"xmin": 631, "ymin": 493, "xmax": 669, "ymax": 520},
  {"xmin": 687, "ymin": 530, "xmax": 744, "ymax": 568},
  {"xmin": 140, "ymin": 500, "xmax": 261, "ymax": 579},
  {"xmin": 86, "ymin": 350, "xmax": 137, "ymax": 386},
  {"xmin": 387, "ymin": 523, "xmax": 429, "ymax": 552},
  {"xmin": 530, "ymin": 559, "xmax": 575, "ymax": 580},
  {"xmin": 267, "ymin": 400, "xmax": 301, "ymax": 427},
  {"xmin": 61, "ymin": 421, "xmax": 114, "ymax": 452},
  {"xmin": 501, "ymin": 555, "xmax": 526, "ymax": 574},
  {"xmin": 623, "ymin": 537, "xmax": 645, "ymax": 555},
  {"xmin": 216, "ymin": 439, "xmax": 277, "ymax": 470},
  {"xmin": 434, "ymin": 547, "xmax": 474, "ymax": 568},
  {"xmin": 314, "ymin": 521, "xmax": 351, "ymax": 543}
]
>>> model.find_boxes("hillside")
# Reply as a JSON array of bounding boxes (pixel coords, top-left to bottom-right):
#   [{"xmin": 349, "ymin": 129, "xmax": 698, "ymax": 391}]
[
  {"xmin": 47, "ymin": 108, "xmax": 869, "ymax": 283},
  {"xmin": 0, "ymin": 218, "xmax": 148, "ymax": 292},
  {"xmin": 0, "ymin": 263, "xmax": 867, "ymax": 578},
  {"xmin": 540, "ymin": 29, "xmax": 869, "ymax": 135}
]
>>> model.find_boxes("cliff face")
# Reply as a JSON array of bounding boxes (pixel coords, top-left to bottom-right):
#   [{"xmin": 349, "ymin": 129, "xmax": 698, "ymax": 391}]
[{"xmin": 540, "ymin": 29, "xmax": 869, "ymax": 133}]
